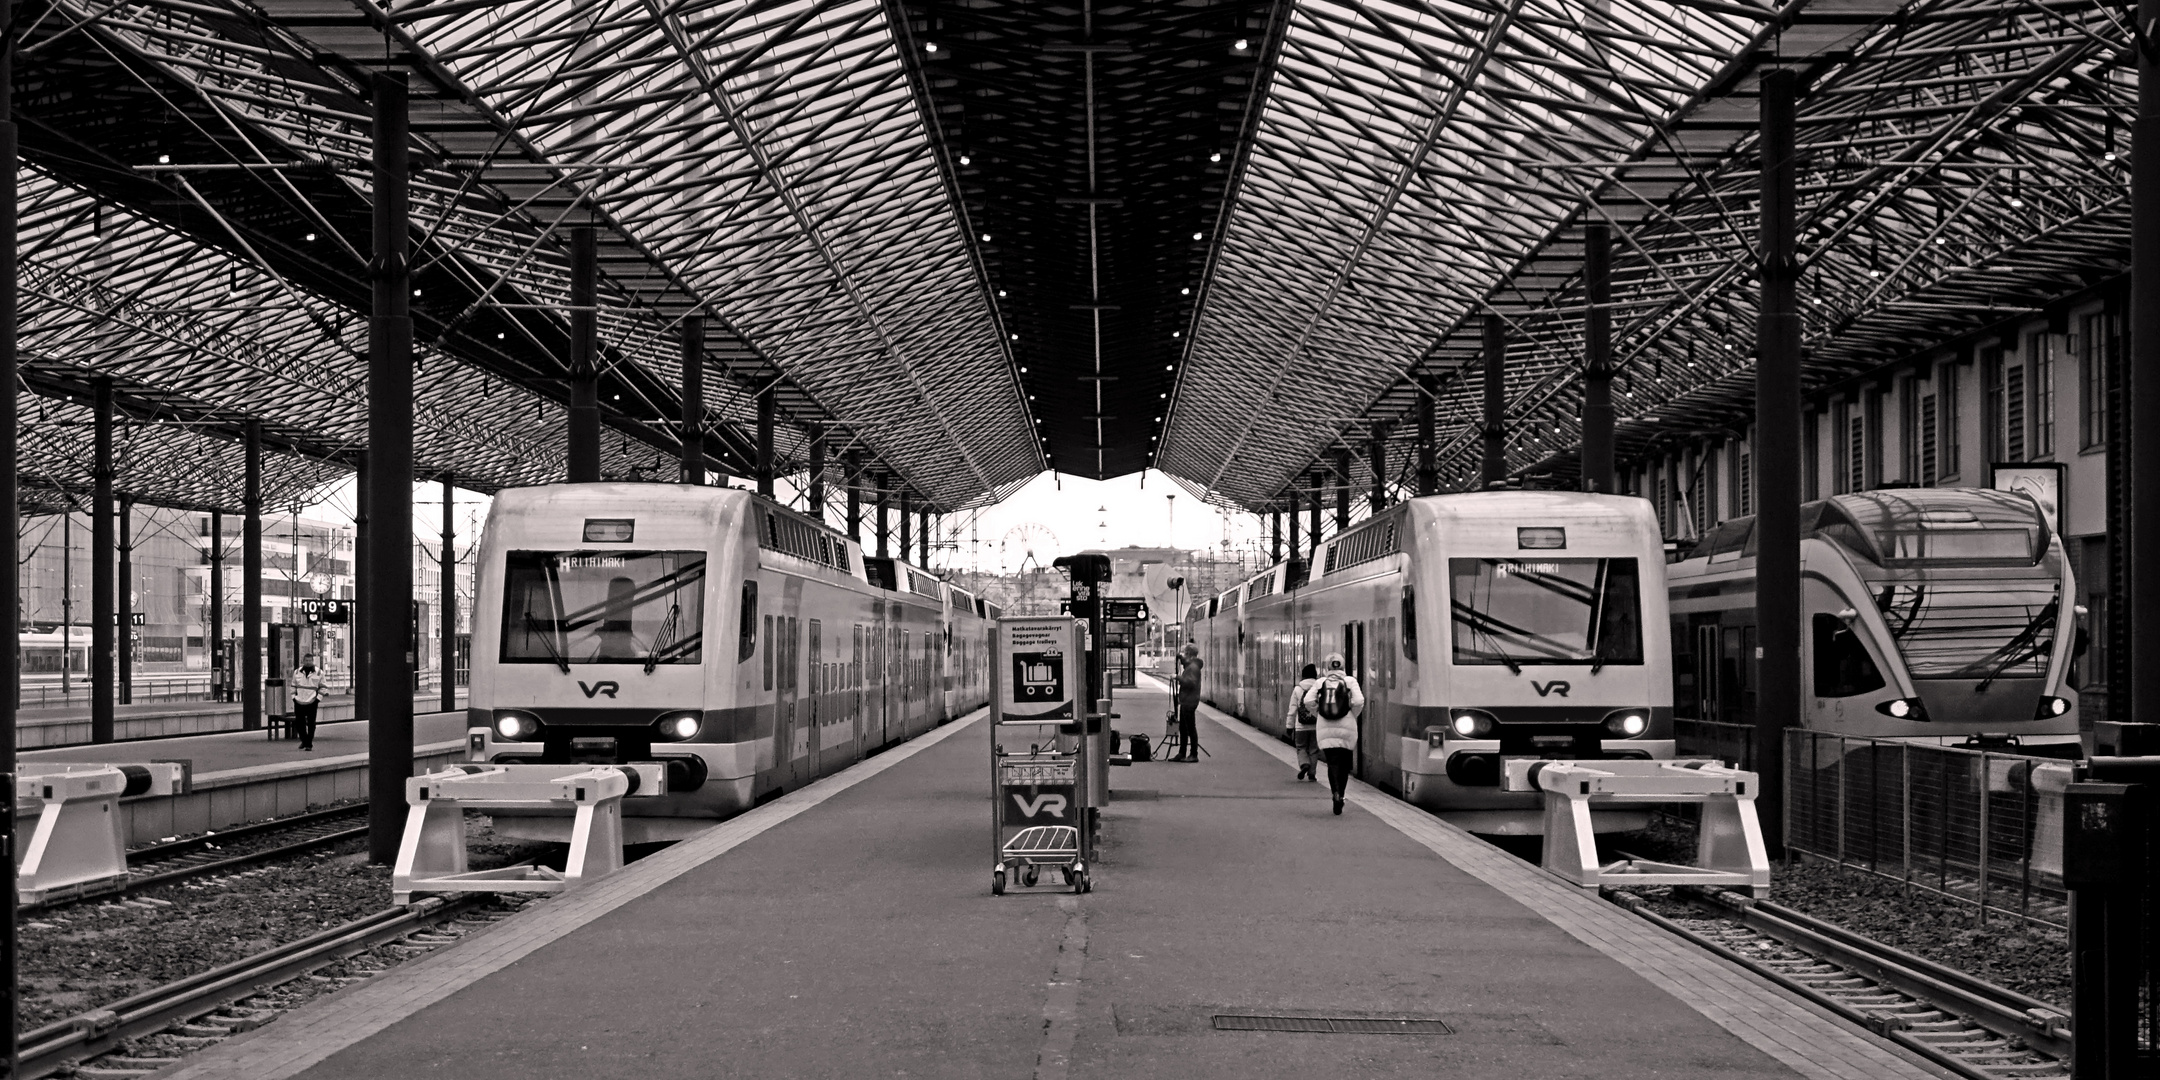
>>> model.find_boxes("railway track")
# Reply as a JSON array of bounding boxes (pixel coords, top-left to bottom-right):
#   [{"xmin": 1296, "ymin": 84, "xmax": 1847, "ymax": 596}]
[
  {"xmin": 21, "ymin": 804, "xmax": 372, "ymax": 914},
  {"xmin": 1610, "ymin": 887, "xmax": 2071, "ymax": 1080},
  {"xmin": 15, "ymin": 894, "xmax": 526, "ymax": 1079}
]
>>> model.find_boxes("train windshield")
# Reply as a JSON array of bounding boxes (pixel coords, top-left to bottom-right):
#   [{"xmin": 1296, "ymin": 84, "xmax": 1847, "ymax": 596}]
[
  {"xmin": 500, "ymin": 550, "xmax": 706, "ymax": 667},
  {"xmin": 1448, "ymin": 558, "xmax": 1643, "ymax": 668},
  {"xmin": 1872, "ymin": 581, "xmax": 2058, "ymax": 681}
]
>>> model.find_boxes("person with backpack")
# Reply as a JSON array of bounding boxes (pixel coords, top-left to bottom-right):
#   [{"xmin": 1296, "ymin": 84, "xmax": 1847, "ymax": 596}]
[
  {"xmin": 1284, "ymin": 662, "xmax": 1320, "ymax": 781},
  {"xmin": 1173, "ymin": 643, "xmax": 1203, "ymax": 762},
  {"xmin": 1300, "ymin": 652, "xmax": 1365, "ymax": 814}
]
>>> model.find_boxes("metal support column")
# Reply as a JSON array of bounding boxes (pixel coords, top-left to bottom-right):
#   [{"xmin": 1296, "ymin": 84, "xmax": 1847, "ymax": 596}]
[
  {"xmin": 1581, "ymin": 224, "xmax": 1614, "ymax": 494},
  {"xmin": 118, "ymin": 496, "xmax": 132, "ymax": 704},
  {"xmin": 846, "ymin": 451, "xmax": 863, "ymax": 542},
  {"xmin": 919, "ymin": 508, "xmax": 930, "ymax": 567},
  {"xmin": 367, "ymin": 72, "xmax": 416, "ymax": 864},
  {"xmin": 1289, "ymin": 494, "xmax": 1301, "ymax": 562},
  {"xmin": 756, "ymin": 384, "xmax": 774, "ymax": 499},
  {"xmin": 4, "ymin": 8, "xmax": 23, "ymax": 1065},
  {"xmin": 210, "ymin": 511, "xmax": 224, "ymax": 702},
  {"xmin": 899, "ymin": 492, "xmax": 912, "ymax": 564},
  {"xmin": 876, "ymin": 475, "xmax": 891, "ymax": 558},
  {"xmin": 1368, "ymin": 425, "xmax": 1388, "ymax": 513},
  {"xmin": 2131, "ymin": 0, "xmax": 2160, "ymax": 744},
  {"xmin": 1307, "ymin": 472, "xmax": 1321, "ymax": 557},
  {"xmin": 441, "ymin": 478, "xmax": 456, "ymax": 715},
  {"xmin": 1482, "ymin": 314, "xmax": 1507, "ymax": 488},
  {"xmin": 1334, "ymin": 449, "xmax": 1351, "ymax": 532},
  {"xmin": 1418, "ymin": 376, "xmax": 1438, "ymax": 496},
  {"xmin": 808, "ymin": 425, "xmax": 826, "ymax": 522},
  {"xmin": 1754, "ymin": 69, "xmax": 1802, "ymax": 856},
  {"xmin": 566, "ymin": 227, "xmax": 599, "ymax": 483},
  {"xmin": 679, "ymin": 314, "xmax": 704, "ymax": 484},
  {"xmin": 92, "ymin": 377, "xmax": 115, "ymax": 744},
  {"xmin": 243, "ymin": 420, "xmax": 263, "ymax": 734},
  {"xmin": 1271, "ymin": 511, "xmax": 1282, "ymax": 563},
  {"xmin": 351, "ymin": 454, "xmax": 367, "ymax": 724}
]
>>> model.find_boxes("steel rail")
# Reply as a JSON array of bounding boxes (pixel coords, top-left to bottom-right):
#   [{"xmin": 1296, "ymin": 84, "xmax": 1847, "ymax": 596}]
[
  {"xmin": 1608, "ymin": 888, "xmax": 2070, "ymax": 1080},
  {"xmin": 15, "ymin": 895, "xmax": 486, "ymax": 1079}
]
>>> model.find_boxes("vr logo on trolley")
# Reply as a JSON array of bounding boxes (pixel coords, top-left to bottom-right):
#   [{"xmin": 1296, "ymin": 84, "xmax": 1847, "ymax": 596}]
[{"xmin": 1010, "ymin": 786, "xmax": 1075, "ymax": 824}]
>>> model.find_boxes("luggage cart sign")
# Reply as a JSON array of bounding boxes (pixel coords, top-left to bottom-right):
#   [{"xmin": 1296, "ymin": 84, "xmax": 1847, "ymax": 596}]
[{"xmin": 999, "ymin": 617, "xmax": 1082, "ymax": 722}]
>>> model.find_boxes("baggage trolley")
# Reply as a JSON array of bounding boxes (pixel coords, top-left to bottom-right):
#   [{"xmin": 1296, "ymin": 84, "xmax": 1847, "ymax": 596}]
[{"xmin": 991, "ymin": 722, "xmax": 1092, "ymax": 895}]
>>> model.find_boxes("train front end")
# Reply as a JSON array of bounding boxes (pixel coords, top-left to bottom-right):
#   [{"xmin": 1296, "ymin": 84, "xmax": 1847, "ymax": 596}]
[
  {"xmin": 466, "ymin": 484, "xmax": 752, "ymax": 844},
  {"xmin": 1400, "ymin": 492, "xmax": 1675, "ymax": 834}
]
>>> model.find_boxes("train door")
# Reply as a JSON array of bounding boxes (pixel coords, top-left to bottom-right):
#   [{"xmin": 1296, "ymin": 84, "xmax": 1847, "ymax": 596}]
[
  {"xmin": 1367, "ymin": 617, "xmax": 1395, "ymax": 786},
  {"xmin": 1693, "ymin": 622, "xmax": 1722, "ymax": 722},
  {"xmin": 852, "ymin": 624, "xmax": 865, "ymax": 755},
  {"xmin": 1343, "ymin": 621, "xmax": 1368, "ymax": 776}
]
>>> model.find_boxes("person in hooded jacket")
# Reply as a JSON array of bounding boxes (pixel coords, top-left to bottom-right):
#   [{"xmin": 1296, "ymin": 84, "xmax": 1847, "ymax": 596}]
[
  {"xmin": 1284, "ymin": 662, "xmax": 1320, "ymax": 781},
  {"xmin": 1300, "ymin": 652, "xmax": 1365, "ymax": 814}
]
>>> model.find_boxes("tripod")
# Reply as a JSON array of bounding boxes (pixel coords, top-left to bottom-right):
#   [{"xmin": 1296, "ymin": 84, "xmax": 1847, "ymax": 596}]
[{"xmin": 1161, "ymin": 701, "xmax": 1211, "ymax": 761}]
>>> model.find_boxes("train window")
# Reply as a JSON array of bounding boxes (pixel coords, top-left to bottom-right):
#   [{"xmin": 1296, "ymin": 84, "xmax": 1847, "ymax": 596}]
[
  {"xmin": 764, "ymin": 614, "xmax": 775, "ymax": 690},
  {"xmin": 1812, "ymin": 614, "xmax": 1886, "ymax": 697},
  {"xmin": 500, "ymin": 550, "xmax": 705, "ymax": 667},
  {"xmin": 1401, "ymin": 585, "xmax": 1417, "ymax": 661},
  {"xmin": 739, "ymin": 581, "xmax": 758, "ymax": 663},
  {"xmin": 1872, "ymin": 583, "xmax": 2059, "ymax": 680},
  {"xmin": 809, "ymin": 620, "xmax": 821, "ymax": 694},
  {"xmin": 1448, "ymin": 558, "xmax": 1643, "ymax": 667}
]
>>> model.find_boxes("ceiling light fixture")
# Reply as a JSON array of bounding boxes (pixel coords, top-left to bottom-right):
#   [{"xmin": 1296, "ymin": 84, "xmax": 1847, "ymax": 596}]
[
  {"xmin": 1192, "ymin": 231, "xmax": 1203, "ymax": 241},
  {"xmin": 1234, "ymin": 38, "xmax": 1249, "ymax": 49},
  {"xmin": 981, "ymin": 233, "xmax": 991, "ymax": 241},
  {"xmin": 1181, "ymin": 287, "xmax": 1190, "ymax": 295},
  {"xmin": 924, "ymin": 41, "xmax": 939, "ymax": 52},
  {"xmin": 1209, "ymin": 152, "xmax": 1222, "ymax": 163}
]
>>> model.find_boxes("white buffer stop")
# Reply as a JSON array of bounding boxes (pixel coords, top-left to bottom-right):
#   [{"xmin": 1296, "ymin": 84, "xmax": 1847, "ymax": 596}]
[
  {"xmin": 393, "ymin": 762, "xmax": 668, "ymax": 905},
  {"xmin": 1504, "ymin": 758, "xmax": 1770, "ymax": 897},
  {"xmin": 14, "ymin": 762, "xmax": 186, "ymax": 905}
]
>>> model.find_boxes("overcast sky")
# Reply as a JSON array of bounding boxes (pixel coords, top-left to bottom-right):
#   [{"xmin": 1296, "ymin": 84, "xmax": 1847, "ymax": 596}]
[{"xmin": 300, "ymin": 468, "xmax": 1268, "ymax": 572}]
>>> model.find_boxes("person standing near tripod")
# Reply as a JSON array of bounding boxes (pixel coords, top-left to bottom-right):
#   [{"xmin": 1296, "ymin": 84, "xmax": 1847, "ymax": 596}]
[{"xmin": 1172, "ymin": 643, "xmax": 1202, "ymax": 763}]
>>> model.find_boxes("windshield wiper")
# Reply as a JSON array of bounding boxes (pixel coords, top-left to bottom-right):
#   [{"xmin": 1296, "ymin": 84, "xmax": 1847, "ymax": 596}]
[
  {"xmin": 645, "ymin": 604, "xmax": 681, "ymax": 675},
  {"xmin": 524, "ymin": 613, "xmax": 570, "ymax": 674},
  {"xmin": 1976, "ymin": 602, "xmax": 2057, "ymax": 692},
  {"xmin": 1454, "ymin": 603, "xmax": 1523, "ymax": 675}
]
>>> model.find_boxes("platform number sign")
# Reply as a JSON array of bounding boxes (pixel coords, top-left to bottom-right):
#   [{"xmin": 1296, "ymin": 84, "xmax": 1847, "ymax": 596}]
[{"xmin": 301, "ymin": 598, "xmax": 352, "ymax": 624}]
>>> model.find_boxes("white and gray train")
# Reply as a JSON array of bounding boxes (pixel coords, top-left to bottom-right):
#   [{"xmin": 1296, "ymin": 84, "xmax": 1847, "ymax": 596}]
[
  {"xmin": 1187, "ymin": 491, "xmax": 1676, "ymax": 835},
  {"xmin": 1666, "ymin": 486, "xmax": 2081, "ymax": 756},
  {"xmin": 465, "ymin": 483, "xmax": 995, "ymax": 843}
]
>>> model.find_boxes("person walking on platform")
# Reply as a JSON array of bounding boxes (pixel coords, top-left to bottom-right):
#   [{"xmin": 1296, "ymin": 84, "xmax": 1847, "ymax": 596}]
[
  {"xmin": 1302, "ymin": 652, "xmax": 1364, "ymax": 814},
  {"xmin": 1286, "ymin": 662, "xmax": 1320, "ymax": 781},
  {"xmin": 291, "ymin": 655, "xmax": 326, "ymax": 751},
  {"xmin": 1173, "ymin": 643, "xmax": 1203, "ymax": 762}
]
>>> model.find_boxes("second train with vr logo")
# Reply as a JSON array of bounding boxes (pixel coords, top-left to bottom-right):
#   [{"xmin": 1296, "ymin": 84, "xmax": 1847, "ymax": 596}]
[{"xmin": 1188, "ymin": 491, "xmax": 1676, "ymax": 835}]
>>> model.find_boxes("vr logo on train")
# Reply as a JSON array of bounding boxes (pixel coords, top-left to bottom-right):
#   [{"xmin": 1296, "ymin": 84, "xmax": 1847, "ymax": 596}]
[
  {"xmin": 580, "ymin": 680, "xmax": 620, "ymax": 699},
  {"xmin": 1532, "ymin": 680, "xmax": 1571, "ymax": 698}
]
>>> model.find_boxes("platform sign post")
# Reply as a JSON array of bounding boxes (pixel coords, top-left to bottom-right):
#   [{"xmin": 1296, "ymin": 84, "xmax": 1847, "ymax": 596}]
[{"xmin": 988, "ymin": 617, "xmax": 1092, "ymax": 894}]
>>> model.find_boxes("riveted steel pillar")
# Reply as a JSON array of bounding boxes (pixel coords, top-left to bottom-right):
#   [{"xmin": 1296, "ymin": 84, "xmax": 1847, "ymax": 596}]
[
  {"xmin": 2131, "ymin": 0, "xmax": 2160, "ymax": 759},
  {"xmin": 1581, "ymin": 223, "xmax": 1614, "ymax": 494},
  {"xmin": 1418, "ymin": 376, "xmax": 1438, "ymax": 497},
  {"xmin": 4, "ymin": 11, "xmax": 23, "ymax": 1062},
  {"xmin": 808, "ymin": 425, "xmax": 826, "ymax": 522},
  {"xmin": 442, "ymin": 478, "xmax": 457, "ymax": 715},
  {"xmin": 876, "ymin": 475, "xmax": 891, "ymax": 558},
  {"xmin": 210, "ymin": 511, "xmax": 225, "ymax": 702},
  {"xmin": 846, "ymin": 451, "xmax": 863, "ymax": 542},
  {"xmin": 93, "ymin": 377, "xmax": 116, "ymax": 744},
  {"xmin": 351, "ymin": 454, "xmax": 366, "ymax": 725},
  {"xmin": 566, "ymin": 227, "xmax": 599, "ymax": 483},
  {"xmin": 919, "ymin": 508, "xmax": 931, "ymax": 567},
  {"xmin": 1754, "ymin": 69, "xmax": 1801, "ymax": 857},
  {"xmin": 679, "ymin": 314, "xmax": 704, "ymax": 485},
  {"xmin": 119, "ymin": 496, "xmax": 133, "ymax": 704},
  {"xmin": 899, "ymin": 492, "xmax": 912, "ymax": 564},
  {"xmin": 1368, "ymin": 425, "xmax": 1388, "ymax": 514},
  {"xmin": 243, "ymin": 420, "xmax": 263, "ymax": 735},
  {"xmin": 755, "ymin": 385, "xmax": 774, "ymax": 499},
  {"xmin": 1271, "ymin": 511, "xmax": 1282, "ymax": 563},
  {"xmin": 367, "ymin": 72, "xmax": 416, "ymax": 863},
  {"xmin": 1482, "ymin": 315, "xmax": 1507, "ymax": 488},
  {"xmin": 1306, "ymin": 472, "xmax": 1321, "ymax": 557},
  {"xmin": 1334, "ymin": 450, "xmax": 1351, "ymax": 533}
]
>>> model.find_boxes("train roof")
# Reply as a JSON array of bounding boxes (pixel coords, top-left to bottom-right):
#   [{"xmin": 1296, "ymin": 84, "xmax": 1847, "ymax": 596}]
[{"xmin": 1682, "ymin": 487, "xmax": 2050, "ymax": 568}]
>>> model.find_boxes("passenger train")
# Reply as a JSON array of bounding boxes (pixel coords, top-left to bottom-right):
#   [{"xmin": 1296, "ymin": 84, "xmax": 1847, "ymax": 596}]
[
  {"xmin": 1667, "ymin": 487, "xmax": 2081, "ymax": 755},
  {"xmin": 465, "ymin": 483, "xmax": 996, "ymax": 843},
  {"xmin": 1189, "ymin": 491, "xmax": 1675, "ymax": 835}
]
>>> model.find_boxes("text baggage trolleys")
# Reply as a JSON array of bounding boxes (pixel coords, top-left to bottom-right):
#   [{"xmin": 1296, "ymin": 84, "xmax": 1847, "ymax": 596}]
[{"xmin": 989, "ymin": 616, "xmax": 1093, "ymax": 894}]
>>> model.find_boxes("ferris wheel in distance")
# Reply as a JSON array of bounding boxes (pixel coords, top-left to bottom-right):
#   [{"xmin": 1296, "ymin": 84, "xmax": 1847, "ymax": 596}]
[{"xmin": 1001, "ymin": 524, "xmax": 1059, "ymax": 574}]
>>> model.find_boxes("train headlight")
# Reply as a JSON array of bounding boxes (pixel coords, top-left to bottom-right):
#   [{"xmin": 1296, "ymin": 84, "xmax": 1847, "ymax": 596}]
[
  {"xmin": 492, "ymin": 711, "xmax": 542, "ymax": 741},
  {"xmin": 654, "ymin": 712, "xmax": 702, "ymax": 741},
  {"xmin": 1449, "ymin": 710, "xmax": 1496, "ymax": 739},
  {"xmin": 1875, "ymin": 697, "xmax": 1929, "ymax": 721},
  {"xmin": 2035, "ymin": 696, "xmax": 2072, "ymax": 719},
  {"xmin": 1602, "ymin": 710, "xmax": 1649, "ymax": 737}
]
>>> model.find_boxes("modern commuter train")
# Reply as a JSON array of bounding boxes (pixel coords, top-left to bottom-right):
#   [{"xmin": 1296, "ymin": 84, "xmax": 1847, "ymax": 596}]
[
  {"xmin": 1668, "ymin": 487, "xmax": 2080, "ymax": 756},
  {"xmin": 1189, "ymin": 491, "xmax": 1675, "ymax": 834},
  {"xmin": 465, "ymin": 483, "xmax": 996, "ymax": 843}
]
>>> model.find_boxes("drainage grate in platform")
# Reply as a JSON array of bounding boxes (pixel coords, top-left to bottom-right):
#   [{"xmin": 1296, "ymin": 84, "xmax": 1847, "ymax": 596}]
[{"xmin": 1211, "ymin": 1014, "xmax": 1453, "ymax": 1035}]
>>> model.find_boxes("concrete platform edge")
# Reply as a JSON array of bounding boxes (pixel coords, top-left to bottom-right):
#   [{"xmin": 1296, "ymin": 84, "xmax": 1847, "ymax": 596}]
[
  {"xmin": 146, "ymin": 710, "xmax": 990, "ymax": 1080},
  {"xmin": 1193, "ymin": 696, "xmax": 1955, "ymax": 1080}
]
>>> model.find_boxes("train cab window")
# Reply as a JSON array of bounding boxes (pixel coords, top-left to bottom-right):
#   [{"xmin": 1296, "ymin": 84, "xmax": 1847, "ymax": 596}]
[
  {"xmin": 1448, "ymin": 557, "xmax": 1643, "ymax": 667},
  {"xmin": 1812, "ymin": 613, "xmax": 1886, "ymax": 697},
  {"xmin": 500, "ymin": 550, "xmax": 705, "ymax": 667}
]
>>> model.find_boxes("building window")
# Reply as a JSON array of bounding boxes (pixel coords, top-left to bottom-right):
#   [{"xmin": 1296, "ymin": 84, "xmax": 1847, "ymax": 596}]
[
  {"xmin": 1898, "ymin": 378, "xmax": 1919, "ymax": 483},
  {"xmin": 1938, "ymin": 360, "xmax": 1961, "ymax": 479},
  {"xmin": 1803, "ymin": 409, "xmax": 1820, "ymax": 499},
  {"xmin": 1919, "ymin": 393, "xmax": 1937, "ymax": 485},
  {"xmin": 1831, "ymin": 400, "xmax": 1851, "ymax": 495},
  {"xmin": 2080, "ymin": 312, "xmax": 2110, "ymax": 450},
  {"xmin": 1864, "ymin": 388, "xmax": 1884, "ymax": 490},
  {"xmin": 2030, "ymin": 332, "xmax": 2055, "ymax": 458},
  {"xmin": 1733, "ymin": 444, "xmax": 1752, "ymax": 517}
]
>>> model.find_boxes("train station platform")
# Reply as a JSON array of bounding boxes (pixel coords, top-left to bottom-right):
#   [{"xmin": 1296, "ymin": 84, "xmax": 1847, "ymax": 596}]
[
  {"xmin": 158, "ymin": 684, "xmax": 1951, "ymax": 1080},
  {"xmin": 12, "ymin": 691, "xmax": 463, "ymax": 749},
  {"xmin": 21, "ymin": 708, "xmax": 469, "ymax": 773}
]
